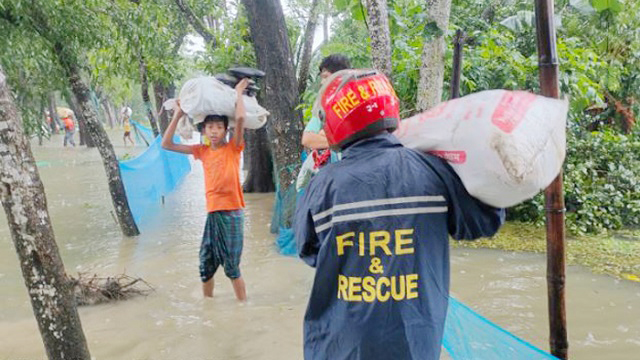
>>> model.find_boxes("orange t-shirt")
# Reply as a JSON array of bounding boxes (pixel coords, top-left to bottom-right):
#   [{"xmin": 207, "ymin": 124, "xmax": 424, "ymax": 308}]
[
  {"xmin": 62, "ymin": 117, "xmax": 74, "ymax": 131},
  {"xmin": 191, "ymin": 141, "xmax": 245, "ymax": 213}
]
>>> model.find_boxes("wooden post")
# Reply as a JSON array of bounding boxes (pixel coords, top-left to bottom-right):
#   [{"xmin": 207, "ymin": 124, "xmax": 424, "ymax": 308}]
[
  {"xmin": 450, "ymin": 29, "xmax": 465, "ymax": 99},
  {"xmin": 534, "ymin": 0, "xmax": 568, "ymax": 358}
]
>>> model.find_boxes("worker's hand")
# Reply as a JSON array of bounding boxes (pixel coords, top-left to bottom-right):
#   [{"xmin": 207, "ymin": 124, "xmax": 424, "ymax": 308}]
[{"xmin": 235, "ymin": 78, "xmax": 250, "ymax": 96}]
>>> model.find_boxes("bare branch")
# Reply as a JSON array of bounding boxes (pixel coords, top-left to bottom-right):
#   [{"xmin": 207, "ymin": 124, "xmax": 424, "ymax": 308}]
[{"xmin": 173, "ymin": 0, "xmax": 217, "ymax": 47}]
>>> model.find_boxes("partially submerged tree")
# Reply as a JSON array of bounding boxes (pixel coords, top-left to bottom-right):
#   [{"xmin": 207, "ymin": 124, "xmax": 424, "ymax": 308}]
[
  {"xmin": 243, "ymin": 127, "xmax": 275, "ymax": 193},
  {"xmin": 242, "ymin": 0, "xmax": 304, "ymax": 193},
  {"xmin": 0, "ymin": 66, "xmax": 91, "ymax": 360},
  {"xmin": 139, "ymin": 54, "xmax": 161, "ymax": 137}
]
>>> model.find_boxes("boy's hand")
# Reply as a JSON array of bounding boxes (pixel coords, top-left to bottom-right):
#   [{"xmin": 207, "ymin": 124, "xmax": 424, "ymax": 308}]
[
  {"xmin": 174, "ymin": 100, "xmax": 184, "ymax": 119},
  {"xmin": 235, "ymin": 78, "xmax": 250, "ymax": 96}
]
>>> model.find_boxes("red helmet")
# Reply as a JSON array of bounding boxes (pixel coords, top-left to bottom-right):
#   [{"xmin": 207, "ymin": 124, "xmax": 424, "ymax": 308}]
[{"xmin": 318, "ymin": 69, "xmax": 399, "ymax": 148}]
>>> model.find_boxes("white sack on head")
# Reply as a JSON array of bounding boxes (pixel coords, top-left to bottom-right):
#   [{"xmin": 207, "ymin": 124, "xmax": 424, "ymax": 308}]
[
  {"xmin": 56, "ymin": 107, "xmax": 74, "ymax": 118},
  {"xmin": 393, "ymin": 90, "xmax": 568, "ymax": 208},
  {"xmin": 165, "ymin": 76, "xmax": 269, "ymax": 130},
  {"xmin": 120, "ymin": 106, "xmax": 132, "ymax": 117}
]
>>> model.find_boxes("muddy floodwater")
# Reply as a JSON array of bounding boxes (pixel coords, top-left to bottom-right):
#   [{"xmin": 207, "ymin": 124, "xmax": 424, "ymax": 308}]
[{"xmin": 1, "ymin": 132, "xmax": 639, "ymax": 359}]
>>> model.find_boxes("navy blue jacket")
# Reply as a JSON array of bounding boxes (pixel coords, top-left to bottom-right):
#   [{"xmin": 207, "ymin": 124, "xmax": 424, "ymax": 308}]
[{"xmin": 295, "ymin": 133, "xmax": 504, "ymax": 360}]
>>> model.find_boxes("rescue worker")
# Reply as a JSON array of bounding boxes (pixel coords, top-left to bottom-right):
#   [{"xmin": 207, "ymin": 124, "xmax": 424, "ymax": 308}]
[{"xmin": 294, "ymin": 69, "xmax": 505, "ymax": 360}]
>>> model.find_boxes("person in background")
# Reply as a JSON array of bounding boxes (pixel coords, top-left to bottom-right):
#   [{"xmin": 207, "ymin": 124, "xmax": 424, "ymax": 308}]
[
  {"xmin": 45, "ymin": 110, "xmax": 59, "ymax": 134},
  {"xmin": 123, "ymin": 117, "xmax": 134, "ymax": 147},
  {"xmin": 301, "ymin": 54, "xmax": 351, "ymax": 152},
  {"xmin": 62, "ymin": 114, "xmax": 75, "ymax": 147},
  {"xmin": 296, "ymin": 54, "xmax": 351, "ymax": 190}
]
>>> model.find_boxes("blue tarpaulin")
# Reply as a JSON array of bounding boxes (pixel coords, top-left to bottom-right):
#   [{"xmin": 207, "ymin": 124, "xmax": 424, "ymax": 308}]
[{"xmin": 119, "ymin": 121, "xmax": 191, "ymax": 225}]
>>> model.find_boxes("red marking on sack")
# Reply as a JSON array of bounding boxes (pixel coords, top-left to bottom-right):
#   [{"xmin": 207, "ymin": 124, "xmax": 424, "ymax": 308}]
[
  {"xmin": 461, "ymin": 102, "xmax": 484, "ymax": 121},
  {"xmin": 491, "ymin": 91, "xmax": 537, "ymax": 133},
  {"xmin": 418, "ymin": 102, "xmax": 450, "ymax": 123},
  {"xmin": 429, "ymin": 150, "xmax": 467, "ymax": 164}
]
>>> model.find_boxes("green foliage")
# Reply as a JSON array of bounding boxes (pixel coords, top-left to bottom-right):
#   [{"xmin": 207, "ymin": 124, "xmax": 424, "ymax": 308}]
[
  {"xmin": 1, "ymin": 0, "xmax": 197, "ymax": 136},
  {"xmin": 333, "ymin": 0, "xmax": 367, "ymax": 22},
  {"xmin": 509, "ymin": 128, "xmax": 640, "ymax": 234},
  {"xmin": 90, "ymin": 0, "xmax": 189, "ymax": 87},
  {"xmin": 456, "ymin": 28, "xmax": 538, "ymax": 94},
  {"xmin": 0, "ymin": 0, "xmax": 107, "ymax": 135},
  {"xmin": 388, "ymin": 1, "xmax": 428, "ymax": 115},
  {"xmin": 591, "ymin": 0, "xmax": 624, "ymax": 13},
  {"xmin": 195, "ymin": 4, "xmax": 256, "ymax": 75},
  {"xmin": 499, "ymin": 10, "xmax": 535, "ymax": 32}
]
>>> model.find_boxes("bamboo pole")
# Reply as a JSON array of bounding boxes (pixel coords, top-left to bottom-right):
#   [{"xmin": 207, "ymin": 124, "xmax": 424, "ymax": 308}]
[
  {"xmin": 450, "ymin": 29, "xmax": 465, "ymax": 99},
  {"xmin": 534, "ymin": 0, "xmax": 568, "ymax": 358}
]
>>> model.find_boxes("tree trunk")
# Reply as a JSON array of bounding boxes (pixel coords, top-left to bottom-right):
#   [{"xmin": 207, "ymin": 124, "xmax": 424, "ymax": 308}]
[
  {"xmin": 205, "ymin": 15, "xmax": 215, "ymax": 30},
  {"xmin": 110, "ymin": 102, "xmax": 120, "ymax": 127},
  {"xmin": 101, "ymin": 97, "xmax": 115, "ymax": 129},
  {"xmin": 324, "ymin": 0, "xmax": 330, "ymax": 42},
  {"xmin": 174, "ymin": 0, "xmax": 217, "ymax": 46},
  {"xmin": 297, "ymin": 0, "xmax": 322, "ymax": 97},
  {"xmin": 139, "ymin": 56, "xmax": 160, "ymax": 138},
  {"xmin": 167, "ymin": 83, "xmax": 176, "ymax": 100},
  {"xmin": 48, "ymin": 93, "xmax": 61, "ymax": 134},
  {"xmin": 153, "ymin": 82, "xmax": 170, "ymax": 135},
  {"xmin": 38, "ymin": 101, "xmax": 45, "ymax": 145},
  {"xmin": 56, "ymin": 44, "xmax": 140, "ymax": 237},
  {"xmin": 89, "ymin": 90, "xmax": 106, "ymax": 126},
  {"xmin": 242, "ymin": 0, "xmax": 304, "ymax": 193},
  {"xmin": 416, "ymin": 0, "xmax": 452, "ymax": 111},
  {"xmin": 363, "ymin": 0, "xmax": 393, "ymax": 78},
  {"xmin": 153, "ymin": 34, "xmax": 182, "ymax": 136},
  {"xmin": 243, "ymin": 127, "xmax": 275, "ymax": 193},
  {"xmin": 66, "ymin": 92, "xmax": 95, "ymax": 147},
  {"xmin": 0, "ymin": 67, "xmax": 91, "ymax": 360}
]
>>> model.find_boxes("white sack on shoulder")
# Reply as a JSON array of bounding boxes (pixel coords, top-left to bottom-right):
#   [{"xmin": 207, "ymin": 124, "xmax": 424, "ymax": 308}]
[{"xmin": 394, "ymin": 90, "xmax": 568, "ymax": 208}]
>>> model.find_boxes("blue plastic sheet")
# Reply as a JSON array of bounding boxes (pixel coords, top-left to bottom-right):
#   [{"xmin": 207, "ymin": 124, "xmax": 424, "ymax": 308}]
[
  {"xmin": 119, "ymin": 122, "xmax": 191, "ymax": 225},
  {"xmin": 443, "ymin": 297, "xmax": 558, "ymax": 359},
  {"xmin": 276, "ymin": 227, "xmax": 297, "ymax": 255}
]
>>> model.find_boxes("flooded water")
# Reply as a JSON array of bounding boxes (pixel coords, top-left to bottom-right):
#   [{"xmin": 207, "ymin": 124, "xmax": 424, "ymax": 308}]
[{"xmin": 0, "ymin": 132, "xmax": 638, "ymax": 359}]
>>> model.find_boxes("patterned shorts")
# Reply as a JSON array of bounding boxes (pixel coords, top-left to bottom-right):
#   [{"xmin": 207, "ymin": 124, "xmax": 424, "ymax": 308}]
[{"xmin": 199, "ymin": 210, "xmax": 244, "ymax": 282}]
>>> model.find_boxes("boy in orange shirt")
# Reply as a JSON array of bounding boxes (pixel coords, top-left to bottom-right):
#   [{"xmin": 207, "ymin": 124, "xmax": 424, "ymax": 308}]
[{"xmin": 162, "ymin": 79, "xmax": 249, "ymax": 301}]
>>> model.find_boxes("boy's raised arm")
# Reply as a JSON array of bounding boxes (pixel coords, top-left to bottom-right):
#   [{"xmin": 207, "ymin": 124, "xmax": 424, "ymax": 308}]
[
  {"xmin": 233, "ymin": 78, "xmax": 249, "ymax": 147},
  {"xmin": 161, "ymin": 102, "xmax": 193, "ymax": 154}
]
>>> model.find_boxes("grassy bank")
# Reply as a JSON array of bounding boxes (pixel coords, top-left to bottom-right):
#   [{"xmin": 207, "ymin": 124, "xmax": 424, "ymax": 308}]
[{"xmin": 452, "ymin": 222, "xmax": 640, "ymax": 283}]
